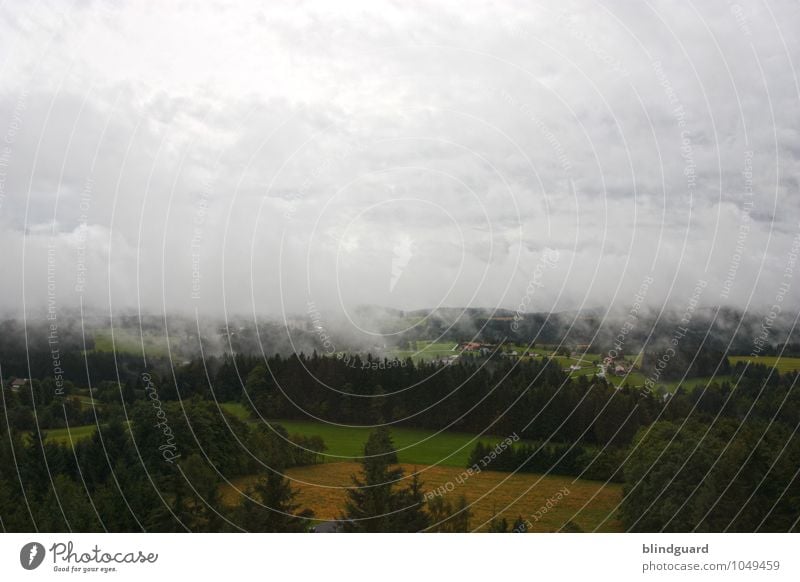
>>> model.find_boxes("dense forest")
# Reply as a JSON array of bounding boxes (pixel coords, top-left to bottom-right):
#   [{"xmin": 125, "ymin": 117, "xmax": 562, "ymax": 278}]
[{"xmin": 1, "ymin": 338, "xmax": 798, "ymax": 532}]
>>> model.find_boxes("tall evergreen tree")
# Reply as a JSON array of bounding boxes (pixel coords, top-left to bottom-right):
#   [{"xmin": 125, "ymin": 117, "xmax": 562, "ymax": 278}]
[
  {"xmin": 233, "ymin": 469, "xmax": 312, "ymax": 532},
  {"xmin": 427, "ymin": 494, "xmax": 472, "ymax": 532},
  {"xmin": 341, "ymin": 427, "xmax": 428, "ymax": 532},
  {"xmin": 174, "ymin": 454, "xmax": 224, "ymax": 531}
]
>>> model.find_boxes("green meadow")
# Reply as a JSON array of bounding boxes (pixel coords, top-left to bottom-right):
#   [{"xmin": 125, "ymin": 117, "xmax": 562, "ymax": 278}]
[
  {"xmin": 43, "ymin": 424, "xmax": 103, "ymax": 445},
  {"xmin": 729, "ymin": 355, "xmax": 800, "ymax": 374},
  {"xmin": 261, "ymin": 418, "xmax": 511, "ymax": 467},
  {"xmin": 389, "ymin": 340, "xmax": 458, "ymax": 363},
  {"xmin": 41, "ymin": 405, "xmax": 513, "ymax": 468}
]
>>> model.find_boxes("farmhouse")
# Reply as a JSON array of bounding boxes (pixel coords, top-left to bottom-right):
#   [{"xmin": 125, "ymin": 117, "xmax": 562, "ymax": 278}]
[
  {"xmin": 8, "ymin": 377, "xmax": 29, "ymax": 392},
  {"xmin": 457, "ymin": 341, "xmax": 482, "ymax": 352}
]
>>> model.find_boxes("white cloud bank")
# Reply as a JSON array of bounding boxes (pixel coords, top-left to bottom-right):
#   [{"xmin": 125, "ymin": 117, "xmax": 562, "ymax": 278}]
[{"xmin": 0, "ymin": 0, "xmax": 798, "ymax": 324}]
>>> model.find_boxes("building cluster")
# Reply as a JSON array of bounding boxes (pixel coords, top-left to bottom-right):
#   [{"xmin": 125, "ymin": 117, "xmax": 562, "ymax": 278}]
[
  {"xmin": 5, "ymin": 377, "xmax": 29, "ymax": 392},
  {"xmin": 599, "ymin": 355, "xmax": 635, "ymax": 377}
]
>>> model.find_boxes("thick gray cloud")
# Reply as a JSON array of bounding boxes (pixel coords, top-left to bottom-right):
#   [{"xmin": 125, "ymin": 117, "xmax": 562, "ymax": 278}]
[{"xmin": 0, "ymin": 0, "xmax": 798, "ymax": 324}]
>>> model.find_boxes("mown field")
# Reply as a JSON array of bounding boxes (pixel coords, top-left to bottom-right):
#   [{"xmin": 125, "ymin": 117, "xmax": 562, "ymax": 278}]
[
  {"xmin": 729, "ymin": 355, "xmax": 800, "ymax": 374},
  {"xmin": 43, "ymin": 423, "xmax": 104, "ymax": 445},
  {"xmin": 388, "ymin": 340, "xmax": 458, "ymax": 362},
  {"xmin": 42, "ymin": 411, "xmax": 624, "ymax": 532},
  {"xmin": 220, "ymin": 462, "xmax": 623, "ymax": 532},
  {"xmin": 220, "ymin": 402, "xmax": 250, "ymax": 420},
  {"xmin": 549, "ymin": 354, "xmax": 600, "ymax": 375},
  {"xmin": 42, "ymin": 420, "xmax": 132, "ymax": 446},
  {"xmin": 609, "ymin": 371, "xmax": 649, "ymax": 388}
]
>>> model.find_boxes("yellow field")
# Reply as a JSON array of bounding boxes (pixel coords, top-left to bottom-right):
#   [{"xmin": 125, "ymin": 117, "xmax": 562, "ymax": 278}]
[
  {"xmin": 221, "ymin": 462, "xmax": 623, "ymax": 532},
  {"xmin": 729, "ymin": 355, "xmax": 800, "ymax": 374}
]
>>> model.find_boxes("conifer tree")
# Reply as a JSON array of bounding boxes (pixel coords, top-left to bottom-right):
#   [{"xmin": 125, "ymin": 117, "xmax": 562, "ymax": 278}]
[{"xmin": 342, "ymin": 427, "xmax": 428, "ymax": 532}]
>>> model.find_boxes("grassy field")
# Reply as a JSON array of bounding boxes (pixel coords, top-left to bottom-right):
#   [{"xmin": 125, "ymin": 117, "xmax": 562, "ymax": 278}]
[
  {"xmin": 609, "ymin": 371, "xmax": 648, "ymax": 388},
  {"xmin": 389, "ymin": 340, "xmax": 458, "ymax": 363},
  {"xmin": 41, "ymin": 402, "xmax": 247, "ymax": 445},
  {"xmin": 549, "ymin": 355, "xmax": 601, "ymax": 375},
  {"xmin": 44, "ymin": 423, "xmax": 104, "ymax": 445},
  {"xmin": 74, "ymin": 395, "xmax": 103, "ymax": 409},
  {"xmin": 729, "ymin": 355, "xmax": 800, "ymax": 374},
  {"xmin": 656, "ymin": 375, "xmax": 734, "ymax": 393},
  {"xmin": 266, "ymin": 419, "xmax": 512, "ymax": 467},
  {"xmin": 40, "ymin": 410, "xmax": 514, "ymax": 468},
  {"xmin": 220, "ymin": 402, "xmax": 250, "ymax": 421},
  {"xmin": 220, "ymin": 462, "xmax": 623, "ymax": 532}
]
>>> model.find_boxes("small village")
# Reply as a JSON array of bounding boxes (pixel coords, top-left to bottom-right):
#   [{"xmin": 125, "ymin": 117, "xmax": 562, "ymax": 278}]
[{"xmin": 443, "ymin": 341, "xmax": 638, "ymax": 381}]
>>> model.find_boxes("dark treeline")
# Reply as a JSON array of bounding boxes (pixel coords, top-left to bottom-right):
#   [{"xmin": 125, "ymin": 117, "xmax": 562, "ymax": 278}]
[
  {"xmin": 157, "ymin": 352, "xmax": 659, "ymax": 448},
  {"xmin": 3, "ymin": 350, "xmax": 660, "ymax": 446},
  {"xmin": 620, "ymin": 418, "xmax": 800, "ymax": 532},
  {"xmin": 0, "ymin": 397, "xmax": 324, "ymax": 532},
  {"xmin": 640, "ymin": 331, "xmax": 732, "ymax": 380},
  {"xmin": 5, "ymin": 346, "xmax": 800, "ymax": 458},
  {"xmin": 467, "ymin": 440, "xmax": 627, "ymax": 482},
  {"xmin": 465, "ymin": 360, "xmax": 800, "ymax": 531}
]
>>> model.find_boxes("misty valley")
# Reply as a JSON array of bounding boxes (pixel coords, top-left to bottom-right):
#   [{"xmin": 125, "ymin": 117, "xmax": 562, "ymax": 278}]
[{"xmin": 1, "ymin": 307, "xmax": 798, "ymax": 533}]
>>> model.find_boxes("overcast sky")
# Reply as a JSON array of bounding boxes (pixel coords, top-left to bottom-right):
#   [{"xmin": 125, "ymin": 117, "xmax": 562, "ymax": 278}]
[{"xmin": 1, "ymin": 0, "xmax": 798, "ymax": 324}]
